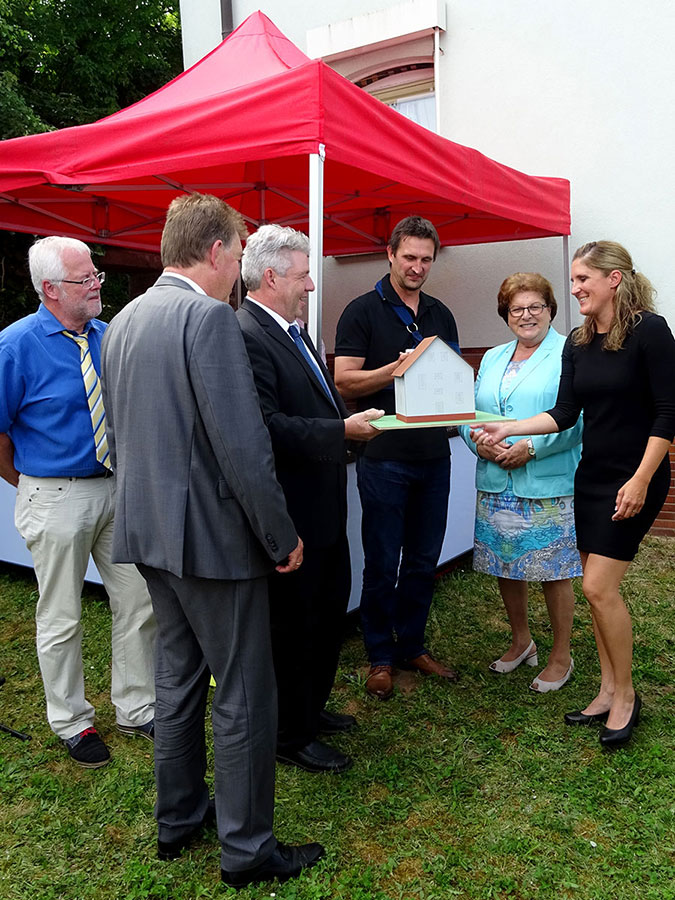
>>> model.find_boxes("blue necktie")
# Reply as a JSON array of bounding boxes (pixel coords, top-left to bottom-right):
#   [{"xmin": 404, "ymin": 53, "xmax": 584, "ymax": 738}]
[{"xmin": 288, "ymin": 323, "xmax": 337, "ymax": 409}]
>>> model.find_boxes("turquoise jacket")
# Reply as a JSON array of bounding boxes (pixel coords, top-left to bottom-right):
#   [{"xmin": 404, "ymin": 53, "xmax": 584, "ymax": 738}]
[{"xmin": 458, "ymin": 327, "xmax": 582, "ymax": 498}]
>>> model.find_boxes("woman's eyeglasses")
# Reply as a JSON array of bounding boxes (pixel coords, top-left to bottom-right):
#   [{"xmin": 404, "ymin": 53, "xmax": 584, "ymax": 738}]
[{"xmin": 508, "ymin": 302, "xmax": 548, "ymax": 318}]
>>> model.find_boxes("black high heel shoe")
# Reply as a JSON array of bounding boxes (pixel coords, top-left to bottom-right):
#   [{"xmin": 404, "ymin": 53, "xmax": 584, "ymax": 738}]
[
  {"xmin": 599, "ymin": 695, "xmax": 641, "ymax": 749},
  {"xmin": 564, "ymin": 708, "xmax": 609, "ymax": 726}
]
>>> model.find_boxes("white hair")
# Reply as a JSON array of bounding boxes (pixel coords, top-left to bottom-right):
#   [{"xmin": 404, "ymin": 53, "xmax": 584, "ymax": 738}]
[
  {"xmin": 28, "ymin": 236, "xmax": 92, "ymax": 300},
  {"xmin": 241, "ymin": 224, "xmax": 309, "ymax": 290}
]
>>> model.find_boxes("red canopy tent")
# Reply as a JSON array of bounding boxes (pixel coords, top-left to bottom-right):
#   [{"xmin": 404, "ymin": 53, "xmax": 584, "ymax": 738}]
[{"xmin": 0, "ymin": 11, "xmax": 570, "ymax": 337}]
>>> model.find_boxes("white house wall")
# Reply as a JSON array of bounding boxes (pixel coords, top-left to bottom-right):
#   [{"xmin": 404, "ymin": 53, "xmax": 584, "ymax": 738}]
[
  {"xmin": 436, "ymin": 0, "xmax": 675, "ymax": 345},
  {"xmin": 180, "ymin": 0, "xmax": 225, "ymax": 67},
  {"xmin": 232, "ymin": 0, "xmax": 426, "ymax": 46},
  {"xmin": 182, "ymin": 0, "xmax": 675, "ymax": 349}
]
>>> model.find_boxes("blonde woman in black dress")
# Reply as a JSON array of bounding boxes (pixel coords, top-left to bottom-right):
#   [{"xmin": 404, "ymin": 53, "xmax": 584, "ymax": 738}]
[{"xmin": 473, "ymin": 241, "xmax": 675, "ymax": 748}]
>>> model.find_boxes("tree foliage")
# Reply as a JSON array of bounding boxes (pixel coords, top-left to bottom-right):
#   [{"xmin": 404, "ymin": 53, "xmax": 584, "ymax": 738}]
[
  {"xmin": 0, "ymin": 0, "xmax": 182, "ymax": 324},
  {"xmin": 0, "ymin": 0, "xmax": 182, "ymax": 137}
]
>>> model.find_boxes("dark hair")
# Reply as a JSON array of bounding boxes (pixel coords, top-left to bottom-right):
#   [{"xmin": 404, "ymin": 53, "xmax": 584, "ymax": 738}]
[
  {"xmin": 388, "ymin": 216, "xmax": 440, "ymax": 259},
  {"xmin": 497, "ymin": 272, "xmax": 557, "ymax": 323},
  {"xmin": 571, "ymin": 240, "xmax": 656, "ymax": 351},
  {"xmin": 160, "ymin": 193, "xmax": 248, "ymax": 268}
]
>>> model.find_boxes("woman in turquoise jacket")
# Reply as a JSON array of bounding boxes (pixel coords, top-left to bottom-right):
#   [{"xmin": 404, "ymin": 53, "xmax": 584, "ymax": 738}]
[{"xmin": 460, "ymin": 273, "xmax": 583, "ymax": 692}]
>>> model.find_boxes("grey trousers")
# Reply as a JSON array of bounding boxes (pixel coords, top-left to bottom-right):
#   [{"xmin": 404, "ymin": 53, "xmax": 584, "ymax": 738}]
[{"xmin": 138, "ymin": 566, "xmax": 277, "ymax": 871}]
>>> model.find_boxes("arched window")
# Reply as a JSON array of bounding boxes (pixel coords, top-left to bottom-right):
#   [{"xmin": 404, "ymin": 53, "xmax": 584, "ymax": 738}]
[
  {"xmin": 354, "ymin": 60, "xmax": 436, "ymax": 131},
  {"xmin": 307, "ymin": 1, "xmax": 445, "ymax": 134}
]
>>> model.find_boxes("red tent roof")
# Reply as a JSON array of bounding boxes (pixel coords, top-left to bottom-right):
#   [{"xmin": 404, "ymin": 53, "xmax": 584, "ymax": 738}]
[
  {"xmin": 0, "ymin": 11, "xmax": 569, "ymax": 255},
  {"xmin": 105, "ymin": 11, "xmax": 311, "ymax": 121}
]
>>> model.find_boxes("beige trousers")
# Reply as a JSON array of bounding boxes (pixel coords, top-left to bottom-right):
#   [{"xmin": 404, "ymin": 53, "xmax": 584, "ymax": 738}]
[{"xmin": 15, "ymin": 474, "xmax": 156, "ymax": 740}]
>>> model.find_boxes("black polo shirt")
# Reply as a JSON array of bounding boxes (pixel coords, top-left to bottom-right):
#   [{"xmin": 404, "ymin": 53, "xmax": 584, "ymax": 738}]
[{"xmin": 335, "ymin": 274, "xmax": 460, "ymax": 461}]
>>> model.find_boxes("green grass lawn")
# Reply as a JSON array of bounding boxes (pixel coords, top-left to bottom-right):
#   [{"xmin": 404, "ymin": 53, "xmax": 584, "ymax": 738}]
[{"xmin": 1, "ymin": 539, "xmax": 674, "ymax": 900}]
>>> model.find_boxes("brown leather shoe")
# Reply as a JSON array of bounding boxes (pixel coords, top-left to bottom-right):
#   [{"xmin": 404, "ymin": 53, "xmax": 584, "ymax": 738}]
[
  {"xmin": 366, "ymin": 665, "xmax": 394, "ymax": 700},
  {"xmin": 403, "ymin": 653, "xmax": 458, "ymax": 682}
]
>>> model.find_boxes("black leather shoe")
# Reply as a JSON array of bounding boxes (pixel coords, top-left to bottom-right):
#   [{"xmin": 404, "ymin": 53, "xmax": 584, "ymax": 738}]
[
  {"xmin": 277, "ymin": 739, "xmax": 352, "ymax": 773},
  {"xmin": 318, "ymin": 710, "xmax": 357, "ymax": 735},
  {"xmin": 599, "ymin": 695, "xmax": 641, "ymax": 749},
  {"xmin": 564, "ymin": 709, "xmax": 610, "ymax": 726},
  {"xmin": 221, "ymin": 841, "xmax": 325, "ymax": 888},
  {"xmin": 157, "ymin": 799, "xmax": 217, "ymax": 860}
]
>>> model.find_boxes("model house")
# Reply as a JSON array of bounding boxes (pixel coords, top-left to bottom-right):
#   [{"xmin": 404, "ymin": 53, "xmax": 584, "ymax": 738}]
[{"xmin": 393, "ymin": 336, "xmax": 475, "ymax": 422}]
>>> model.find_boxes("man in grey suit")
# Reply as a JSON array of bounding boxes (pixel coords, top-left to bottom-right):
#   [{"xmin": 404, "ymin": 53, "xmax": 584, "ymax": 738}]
[{"xmin": 101, "ymin": 194, "xmax": 324, "ymax": 889}]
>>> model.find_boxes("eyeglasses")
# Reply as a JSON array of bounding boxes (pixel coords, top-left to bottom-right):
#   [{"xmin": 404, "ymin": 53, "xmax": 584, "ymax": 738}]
[
  {"xmin": 58, "ymin": 271, "xmax": 106, "ymax": 288},
  {"xmin": 508, "ymin": 302, "xmax": 548, "ymax": 318}
]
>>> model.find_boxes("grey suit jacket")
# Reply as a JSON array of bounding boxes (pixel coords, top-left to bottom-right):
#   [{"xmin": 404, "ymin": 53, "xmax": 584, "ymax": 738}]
[{"xmin": 101, "ymin": 275, "xmax": 298, "ymax": 580}]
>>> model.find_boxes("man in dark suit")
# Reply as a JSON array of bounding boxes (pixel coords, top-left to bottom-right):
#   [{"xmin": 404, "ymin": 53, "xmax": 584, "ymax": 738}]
[
  {"xmin": 237, "ymin": 225, "xmax": 383, "ymax": 774},
  {"xmin": 101, "ymin": 195, "xmax": 323, "ymax": 889}
]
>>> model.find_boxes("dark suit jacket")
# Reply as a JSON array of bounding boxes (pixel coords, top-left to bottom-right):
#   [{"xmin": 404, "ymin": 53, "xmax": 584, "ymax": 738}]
[
  {"xmin": 101, "ymin": 276, "xmax": 298, "ymax": 580},
  {"xmin": 236, "ymin": 298, "xmax": 349, "ymax": 549}
]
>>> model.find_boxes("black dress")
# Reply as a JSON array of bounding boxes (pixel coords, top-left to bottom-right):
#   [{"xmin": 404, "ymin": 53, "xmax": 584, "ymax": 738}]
[{"xmin": 548, "ymin": 312, "xmax": 675, "ymax": 561}]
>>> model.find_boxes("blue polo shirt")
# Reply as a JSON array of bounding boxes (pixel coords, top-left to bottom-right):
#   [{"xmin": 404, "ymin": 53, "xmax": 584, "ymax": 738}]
[{"xmin": 0, "ymin": 304, "xmax": 108, "ymax": 477}]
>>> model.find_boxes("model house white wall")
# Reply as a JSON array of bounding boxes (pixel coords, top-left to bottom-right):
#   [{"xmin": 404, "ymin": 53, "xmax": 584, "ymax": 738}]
[
  {"xmin": 180, "ymin": 0, "xmax": 675, "ymax": 350},
  {"xmin": 394, "ymin": 337, "xmax": 475, "ymax": 421}
]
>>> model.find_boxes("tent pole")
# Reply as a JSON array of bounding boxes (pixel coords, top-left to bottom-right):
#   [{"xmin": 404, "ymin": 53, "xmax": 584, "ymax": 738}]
[
  {"xmin": 562, "ymin": 234, "xmax": 571, "ymax": 335},
  {"xmin": 308, "ymin": 146, "xmax": 325, "ymax": 349}
]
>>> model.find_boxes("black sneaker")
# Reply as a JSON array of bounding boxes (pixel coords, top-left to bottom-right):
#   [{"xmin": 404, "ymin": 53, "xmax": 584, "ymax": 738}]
[
  {"xmin": 117, "ymin": 719, "xmax": 154, "ymax": 741},
  {"xmin": 63, "ymin": 727, "xmax": 111, "ymax": 768}
]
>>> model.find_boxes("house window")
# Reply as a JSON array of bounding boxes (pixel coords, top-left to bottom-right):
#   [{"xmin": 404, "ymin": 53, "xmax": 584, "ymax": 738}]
[
  {"xmin": 307, "ymin": 0, "xmax": 445, "ymax": 134},
  {"xmin": 356, "ymin": 61, "xmax": 436, "ymax": 131},
  {"xmin": 389, "ymin": 94, "xmax": 436, "ymax": 131}
]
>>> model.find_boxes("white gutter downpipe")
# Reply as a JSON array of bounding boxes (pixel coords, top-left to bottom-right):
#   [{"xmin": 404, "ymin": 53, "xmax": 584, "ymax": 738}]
[
  {"xmin": 562, "ymin": 234, "xmax": 571, "ymax": 335},
  {"xmin": 308, "ymin": 146, "xmax": 325, "ymax": 348},
  {"xmin": 434, "ymin": 26, "xmax": 441, "ymax": 134}
]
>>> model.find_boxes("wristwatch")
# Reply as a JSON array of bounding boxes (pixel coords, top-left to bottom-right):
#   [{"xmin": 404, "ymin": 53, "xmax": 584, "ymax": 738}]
[{"xmin": 526, "ymin": 438, "xmax": 536, "ymax": 458}]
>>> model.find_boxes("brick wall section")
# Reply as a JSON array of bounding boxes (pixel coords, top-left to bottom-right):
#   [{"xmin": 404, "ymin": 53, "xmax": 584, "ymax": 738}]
[
  {"xmin": 461, "ymin": 347, "xmax": 490, "ymax": 376},
  {"xmin": 650, "ymin": 446, "xmax": 675, "ymax": 537}
]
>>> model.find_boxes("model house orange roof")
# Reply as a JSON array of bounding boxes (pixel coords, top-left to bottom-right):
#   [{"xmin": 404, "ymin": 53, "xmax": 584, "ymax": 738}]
[{"xmin": 393, "ymin": 336, "xmax": 454, "ymax": 377}]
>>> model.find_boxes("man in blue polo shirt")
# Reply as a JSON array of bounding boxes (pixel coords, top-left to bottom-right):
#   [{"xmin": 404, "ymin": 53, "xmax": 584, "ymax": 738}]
[{"xmin": 0, "ymin": 236, "xmax": 155, "ymax": 768}]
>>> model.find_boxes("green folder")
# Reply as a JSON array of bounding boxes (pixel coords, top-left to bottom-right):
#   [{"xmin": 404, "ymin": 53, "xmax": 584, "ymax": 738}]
[{"xmin": 370, "ymin": 410, "xmax": 513, "ymax": 430}]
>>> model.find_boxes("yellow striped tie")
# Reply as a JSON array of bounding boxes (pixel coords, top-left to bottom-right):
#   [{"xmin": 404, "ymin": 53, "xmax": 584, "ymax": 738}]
[{"xmin": 62, "ymin": 331, "xmax": 112, "ymax": 470}]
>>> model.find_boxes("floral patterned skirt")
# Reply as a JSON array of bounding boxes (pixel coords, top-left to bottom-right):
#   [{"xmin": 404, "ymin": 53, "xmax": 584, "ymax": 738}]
[{"xmin": 473, "ymin": 488, "xmax": 582, "ymax": 581}]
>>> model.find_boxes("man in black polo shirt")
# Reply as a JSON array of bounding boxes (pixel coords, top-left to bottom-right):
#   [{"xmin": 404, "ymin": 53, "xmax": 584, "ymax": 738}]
[{"xmin": 334, "ymin": 216, "xmax": 460, "ymax": 700}]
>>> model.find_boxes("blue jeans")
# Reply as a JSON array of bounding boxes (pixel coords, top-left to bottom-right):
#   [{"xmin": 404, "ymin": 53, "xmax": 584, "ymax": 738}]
[{"xmin": 356, "ymin": 455, "xmax": 451, "ymax": 666}]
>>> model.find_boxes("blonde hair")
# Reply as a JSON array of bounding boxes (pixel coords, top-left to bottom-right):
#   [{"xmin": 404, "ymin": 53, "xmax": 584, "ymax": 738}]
[
  {"xmin": 572, "ymin": 241, "xmax": 656, "ymax": 351},
  {"xmin": 161, "ymin": 193, "xmax": 247, "ymax": 268}
]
